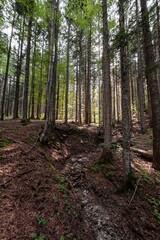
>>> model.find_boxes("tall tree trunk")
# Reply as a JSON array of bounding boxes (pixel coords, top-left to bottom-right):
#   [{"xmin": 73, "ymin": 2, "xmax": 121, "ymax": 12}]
[
  {"xmin": 136, "ymin": 0, "xmax": 145, "ymax": 133},
  {"xmin": 30, "ymin": 32, "xmax": 37, "ymax": 119},
  {"xmin": 75, "ymin": 60, "xmax": 78, "ymax": 124},
  {"xmin": 140, "ymin": 0, "xmax": 160, "ymax": 170},
  {"xmin": 5, "ymin": 76, "xmax": 11, "ymax": 117},
  {"xmin": 119, "ymin": 0, "xmax": 132, "ymax": 177},
  {"xmin": 37, "ymin": 43, "xmax": 44, "ymax": 119},
  {"xmin": 85, "ymin": 24, "xmax": 91, "ymax": 125},
  {"xmin": 56, "ymin": 76, "xmax": 60, "ymax": 120},
  {"xmin": 78, "ymin": 31, "xmax": 83, "ymax": 125},
  {"xmin": 64, "ymin": 21, "xmax": 70, "ymax": 124},
  {"xmin": 40, "ymin": 0, "xmax": 55, "ymax": 141},
  {"xmin": 156, "ymin": 0, "xmax": 160, "ymax": 93},
  {"xmin": 100, "ymin": 0, "xmax": 113, "ymax": 162},
  {"xmin": 22, "ymin": 17, "xmax": 32, "ymax": 122},
  {"xmin": 52, "ymin": 0, "xmax": 59, "ymax": 126},
  {"xmin": 13, "ymin": 16, "xmax": 25, "ymax": 119},
  {"xmin": 115, "ymin": 65, "xmax": 120, "ymax": 123},
  {"xmin": 1, "ymin": 10, "xmax": 15, "ymax": 120},
  {"xmin": 112, "ymin": 68, "xmax": 116, "ymax": 125}
]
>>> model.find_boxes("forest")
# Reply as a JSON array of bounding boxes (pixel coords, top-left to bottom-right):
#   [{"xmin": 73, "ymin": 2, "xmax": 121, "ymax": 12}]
[{"xmin": 0, "ymin": 0, "xmax": 160, "ymax": 239}]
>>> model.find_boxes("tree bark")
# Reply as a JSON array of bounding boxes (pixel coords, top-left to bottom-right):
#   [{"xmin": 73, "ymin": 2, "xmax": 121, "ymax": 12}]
[
  {"xmin": 85, "ymin": 24, "xmax": 91, "ymax": 125},
  {"xmin": 78, "ymin": 31, "xmax": 83, "ymax": 125},
  {"xmin": 22, "ymin": 16, "xmax": 32, "ymax": 122},
  {"xmin": 52, "ymin": 0, "xmax": 59, "ymax": 126},
  {"xmin": 30, "ymin": 32, "xmax": 37, "ymax": 119},
  {"xmin": 40, "ymin": 0, "xmax": 55, "ymax": 141},
  {"xmin": 1, "ymin": 10, "xmax": 15, "ymax": 120},
  {"xmin": 140, "ymin": 0, "xmax": 160, "ymax": 170},
  {"xmin": 136, "ymin": 0, "xmax": 145, "ymax": 133},
  {"xmin": 119, "ymin": 0, "xmax": 132, "ymax": 176},
  {"xmin": 156, "ymin": 0, "xmax": 160, "ymax": 93},
  {"xmin": 13, "ymin": 16, "xmax": 25, "ymax": 119},
  {"xmin": 37, "ymin": 42, "xmax": 44, "ymax": 119},
  {"xmin": 100, "ymin": 0, "xmax": 113, "ymax": 162},
  {"xmin": 64, "ymin": 21, "xmax": 70, "ymax": 124}
]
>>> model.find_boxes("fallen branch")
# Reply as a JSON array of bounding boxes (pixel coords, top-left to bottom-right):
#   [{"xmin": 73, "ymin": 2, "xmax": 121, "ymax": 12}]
[
  {"xmin": 17, "ymin": 169, "xmax": 33, "ymax": 178},
  {"xmin": 130, "ymin": 147, "xmax": 153, "ymax": 160},
  {"xmin": 24, "ymin": 136, "xmax": 39, "ymax": 154},
  {"xmin": 129, "ymin": 177, "xmax": 141, "ymax": 206}
]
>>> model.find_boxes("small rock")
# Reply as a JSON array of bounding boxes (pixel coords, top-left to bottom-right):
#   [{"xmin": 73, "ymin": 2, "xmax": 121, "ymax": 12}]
[
  {"xmin": 77, "ymin": 158, "xmax": 82, "ymax": 162},
  {"xmin": 71, "ymin": 158, "xmax": 76, "ymax": 163}
]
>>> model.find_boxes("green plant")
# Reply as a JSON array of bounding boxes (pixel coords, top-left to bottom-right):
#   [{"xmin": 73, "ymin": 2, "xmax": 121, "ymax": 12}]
[
  {"xmin": 59, "ymin": 235, "xmax": 65, "ymax": 240},
  {"xmin": 146, "ymin": 195, "xmax": 160, "ymax": 223},
  {"xmin": 58, "ymin": 180, "xmax": 73, "ymax": 214},
  {"xmin": 35, "ymin": 214, "xmax": 46, "ymax": 226},
  {"xmin": 55, "ymin": 211, "xmax": 61, "ymax": 218},
  {"xmin": 64, "ymin": 198, "xmax": 72, "ymax": 214},
  {"xmin": 103, "ymin": 171, "xmax": 115, "ymax": 181},
  {"xmin": 59, "ymin": 232, "xmax": 75, "ymax": 240},
  {"xmin": 59, "ymin": 181, "xmax": 68, "ymax": 195},
  {"xmin": 0, "ymin": 139, "xmax": 9, "ymax": 148},
  {"xmin": 139, "ymin": 168, "xmax": 154, "ymax": 184},
  {"xmin": 52, "ymin": 194, "xmax": 58, "ymax": 203},
  {"xmin": 31, "ymin": 232, "xmax": 45, "ymax": 240},
  {"xmin": 89, "ymin": 163, "xmax": 102, "ymax": 173}
]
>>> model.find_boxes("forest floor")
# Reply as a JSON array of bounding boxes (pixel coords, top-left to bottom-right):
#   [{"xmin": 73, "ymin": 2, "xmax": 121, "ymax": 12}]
[{"xmin": 0, "ymin": 120, "xmax": 160, "ymax": 240}]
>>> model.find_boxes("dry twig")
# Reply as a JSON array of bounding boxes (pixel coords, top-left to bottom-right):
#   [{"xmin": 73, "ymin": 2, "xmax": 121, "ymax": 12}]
[{"xmin": 129, "ymin": 177, "xmax": 141, "ymax": 206}]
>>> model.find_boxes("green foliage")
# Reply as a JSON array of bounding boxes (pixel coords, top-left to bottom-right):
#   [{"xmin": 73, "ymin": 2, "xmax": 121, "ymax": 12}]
[
  {"xmin": 35, "ymin": 214, "xmax": 46, "ymax": 226},
  {"xmin": 31, "ymin": 232, "xmax": 45, "ymax": 240},
  {"xmin": 146, "ymin": 195, "xmax": 160, "ymax": 223},
  {"xmin": 0, "ymin": 139, "xmax": 9, "ymax": 148},
  {"xmin": 59, "ymin": 235, "xmax": 65, "ymax": 240},
  {"xmin": 103, "ymin": 171, "xmax": 115, "ymax": 181},
  {"xmin": 16, "ymin": 0, "xmax": 35, "ymax": 17},
  {"xmin": 89, "ymin": 163, "xmax": 102, "ymax": 173},
  {"xmin": 58, "ymin": 180, "xmax": 72, "ymax": 214},
  {"xmin": 58, "ymin": 180, "xmax": 68, "ymax": 195},
  {"xmin": 0, "ymin": 32, "xmax": 8, "ymax": 55},
  {"xmin": 113, "ymin": 28, "xmax": 129, "ymax": 49},
  {"xmin": 54, "ymin": 211, "xmax": 61, "ymax": 219},
  {"xmin": 141, "ymin": 171, "xmax": 154, "ymax": 184},
  {"xmin": 52, "ymin": 194, "xmax": 58, "ymax": 203},
  {"xmin": 59, "ymin": 231, "xmax": 76, "ymax": 240},
  {"xmin": 89, "ymin": 161, "xmax": 116, "ymax": 182}
]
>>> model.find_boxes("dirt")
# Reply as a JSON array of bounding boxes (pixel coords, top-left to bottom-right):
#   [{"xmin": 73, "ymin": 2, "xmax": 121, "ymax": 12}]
[{"xmin": 0, "ymin": 120, "xmax": 160, "ymax": 240}]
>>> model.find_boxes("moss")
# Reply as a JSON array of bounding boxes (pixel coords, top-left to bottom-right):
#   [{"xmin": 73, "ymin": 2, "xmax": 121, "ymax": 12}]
[
  {"xmin": 99, "ymin": 148, "xmax": 114, "ymax": 164},
  {"xmin": 89, "ymin": 163, "xmax": 102, "ymax": 173},
  {"xmin": 0, "ymin": 139, "xmax": 9, "ymax": 148},
  {"xmin": 125, "ymin": 172, "xmax": 137, "ymax": 190},
  {"xmin": 145, "ymin": 195, "xmax": 160, "ymax": 223},
  {"xmin": 103, "ymin": 171, "xmax": 115, "ymax": 181},
  {"xmin": 118, "ymin": 172, "xmax": 137, "ymax": 193}
]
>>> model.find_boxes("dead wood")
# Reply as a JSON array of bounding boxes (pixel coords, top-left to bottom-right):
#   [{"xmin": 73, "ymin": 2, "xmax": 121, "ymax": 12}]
[
  {"xmin": 130, "ymin": 147, "xmax": 153, "ymax": 159},
  {"xmin": 129, "ymin": 177, "xmax": 141, "ymax": 206}
]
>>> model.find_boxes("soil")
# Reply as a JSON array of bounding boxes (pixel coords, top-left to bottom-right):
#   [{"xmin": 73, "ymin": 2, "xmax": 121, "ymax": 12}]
[{"xmin": 0, "ymin": 119, "xmax": 160, "ymax": 240}]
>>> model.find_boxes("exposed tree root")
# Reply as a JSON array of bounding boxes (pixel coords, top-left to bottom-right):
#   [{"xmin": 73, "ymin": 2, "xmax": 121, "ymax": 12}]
[{"xmin": 99, "ymin": 148, "xmax": 114, "ymax": 164}]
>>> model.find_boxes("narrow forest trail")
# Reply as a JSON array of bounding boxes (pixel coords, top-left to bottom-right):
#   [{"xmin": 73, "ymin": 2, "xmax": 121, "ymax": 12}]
[{"xmin": 59, "ymin": 153, "xmax": 120, "ymax": 240}]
